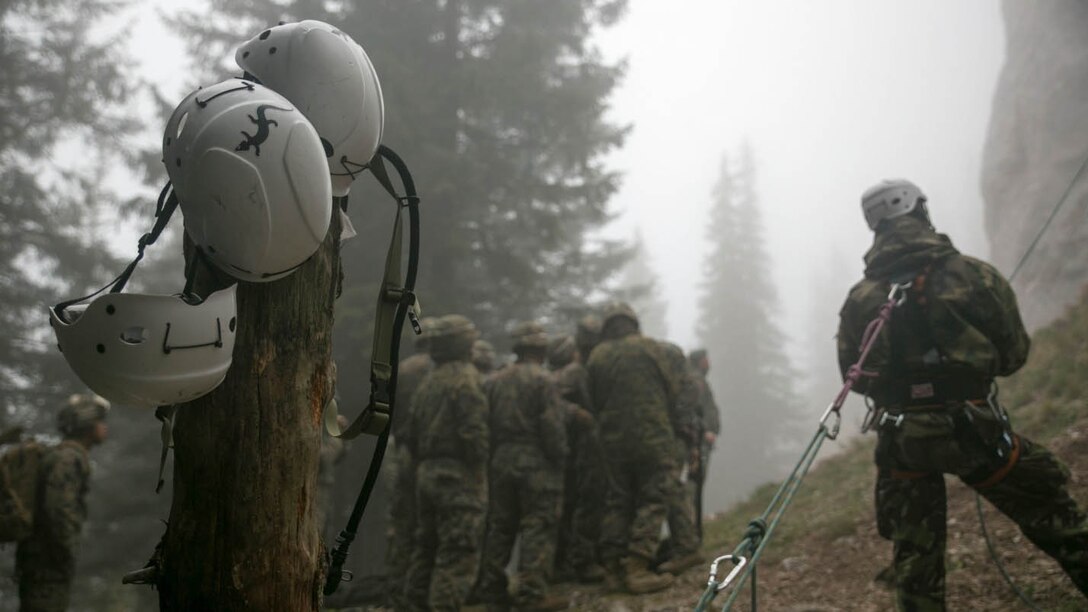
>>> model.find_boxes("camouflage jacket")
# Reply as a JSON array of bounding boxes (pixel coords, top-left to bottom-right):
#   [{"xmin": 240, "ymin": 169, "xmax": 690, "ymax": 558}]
[
  {"xmin": 551, "ymin": 361, "xmax": 593, "ymax": 414},
  {"xmin": 485, "ymin": 361, "xmax": 568, "ymax": 466},
  {"xmin": 838, "ymin": 216, "xmax": 1031, "ymax": 401},
  {"xmin": 587, "ymin": 333, "xmax": 685, "ymax": 458},
  {"xmin": 392, "ymin": 352, "xmax": 434, "ymax": 440},
  {"xmin": 16, "ymin": 441, "xmax": 90, "ymax": 582},
  {"xmin": 658, "ymin": 342, "xmax": 700, "ymax": 448},
  {"xmin": 406, "ymin": 361, "xmax": 489, "ymax": 467}
]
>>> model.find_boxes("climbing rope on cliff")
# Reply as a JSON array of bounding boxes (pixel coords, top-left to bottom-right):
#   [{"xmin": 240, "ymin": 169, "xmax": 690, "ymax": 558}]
[
  {"xmin": 1007, "ymin": 149, "xmax": 1088, "ymax": 282},
  {"xmin": 693, "ymin": 282, "xmax": 911, "ymax": 612},
  {"xmin": 973, "ymin": 145, "xmax": 1088, "ymax": 612}
]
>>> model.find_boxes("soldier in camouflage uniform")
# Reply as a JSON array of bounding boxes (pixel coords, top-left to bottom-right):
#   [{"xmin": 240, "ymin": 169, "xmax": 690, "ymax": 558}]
[
  {"xmin": 838, "ymin": 179, "xmax": 1088, "ymax": 611},
  {"xmin": 16, "ymin": 394, "xmax": 108, "ymax": 612},
  {"xmin": 475, "ymin": 321, "xmax": 568, "ymax": 611},
  {"xmin": 656, "ymin": 341, "xmax": 703, "ymax": 575},
  {"xmin": 548, "ymin": 333, "xmax": 606, "ymax": 584},
  {"xmin": 688, "ymin": 348, "xmax": 720, "ymax": 539},
  {"xmin": 402, "ymin": 315, "xmax": 489, "ymax": 611},
  {"xmin": 586, "ymin": 302, "xmax": 687, "ymax": 594},
  {"xmin": 385, "ymin": 316, "xmax": 438, "ymax": 606}
]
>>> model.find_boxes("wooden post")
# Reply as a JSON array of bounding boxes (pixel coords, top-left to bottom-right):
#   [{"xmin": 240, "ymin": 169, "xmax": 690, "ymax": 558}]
[{"xmin": 158, "ymin": 211, "xmax": 341, "ymax": 611}]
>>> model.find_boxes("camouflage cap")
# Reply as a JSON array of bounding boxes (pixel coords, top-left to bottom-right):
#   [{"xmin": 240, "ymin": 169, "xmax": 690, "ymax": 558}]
[
  {"xmin": 548, "ymin": 334, "xmax": 577, "ymax": 367},
  {"xmin": 415, "ymin": 316, "xmax": 440, "ymax": 348},
  {"xmin": 510, "ymin": 320, "xmax": 549, "ymax": 349},
  {"xmin": 601, "ymin": 301, "xmax": 639, "ymax": 329},
  {"xmin": 576, "ymin": 314, "xmax": 602, "ymax": 350},
  {"xmin": 58, "ymin": 393, "xmax": 110, "ymax": 436},
  {"xmin": 435, "ymin": 314, "xmax": 476, "ymax": 339}
]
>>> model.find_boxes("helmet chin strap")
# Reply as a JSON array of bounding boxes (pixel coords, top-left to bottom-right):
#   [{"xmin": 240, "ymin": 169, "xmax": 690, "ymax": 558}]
[
  {"xmin": 323, "ymin": 144, "xmax": 421, "ymax": 596},
  {"xmin": 53, "ymin": 182, "xmax": 180, "ymax": 321}
]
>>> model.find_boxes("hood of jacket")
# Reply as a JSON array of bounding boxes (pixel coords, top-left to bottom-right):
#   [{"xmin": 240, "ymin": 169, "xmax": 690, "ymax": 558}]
[{"xmin": 864, "ymin": 215, "xmax": 959, "ymax": 280}]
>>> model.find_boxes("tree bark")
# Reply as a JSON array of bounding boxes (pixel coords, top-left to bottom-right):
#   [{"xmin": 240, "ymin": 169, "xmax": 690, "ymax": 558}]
[{"xmin": 158, "ymin": 210, "xmax": 341, "ymax": 611}]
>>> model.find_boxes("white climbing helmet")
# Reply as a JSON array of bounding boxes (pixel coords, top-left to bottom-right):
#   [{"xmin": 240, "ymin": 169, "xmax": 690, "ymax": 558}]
[
  {"xmin": 163, "ymin": 78, "xmax": 332, "ymax": 282},
  {"xmin": 236, "ymin": 20, "xmax": 385, "ymax": 197},
  {"xmin": 861, "ymin": 179, "xmax": 928, "ymax": 230},
  {"xmin": 49, "ymin": 286, "xmax": 239, "ymax": 409}
]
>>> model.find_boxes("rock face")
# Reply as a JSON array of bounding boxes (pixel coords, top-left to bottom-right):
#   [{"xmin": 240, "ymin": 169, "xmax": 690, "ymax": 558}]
[{"xmin": 981, "ymin": 0, "xmax": 1088, "ymax": 329}]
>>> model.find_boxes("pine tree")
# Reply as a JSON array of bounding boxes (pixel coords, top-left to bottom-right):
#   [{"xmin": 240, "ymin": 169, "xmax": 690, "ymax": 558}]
[
  {"xmin": 696, "ymin": 142, "xmax": 805, "ymax": 510},
  {"xmin": 0, "ymin": 0, "xmax": 135, "ymax": 426},
  {"xmin": 616, "ymin": 230, "xmax": 668, "ymax": 338}
]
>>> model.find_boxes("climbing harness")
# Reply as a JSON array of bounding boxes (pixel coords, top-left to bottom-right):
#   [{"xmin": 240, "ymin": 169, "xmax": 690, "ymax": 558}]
[
  {"xmin": 694, "ymin": 281, "xmax": 910, "ymax": 612},
  {"xmin": 323, "ymin": 144, "xmax": 421, "ymax": 596}
]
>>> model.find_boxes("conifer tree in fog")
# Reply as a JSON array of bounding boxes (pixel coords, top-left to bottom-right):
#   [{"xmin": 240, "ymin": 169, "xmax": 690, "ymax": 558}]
[
  {"xmin": 0, "ymin": 0, "xmax": 133, "ymax": 425},
  {"xmin": 696, "ymin": 143, "xmax": 804, "ymax": 509},
  {"xmin": 617, "ymin": 230, "xmax": 668, "ymax": 339},
  {"xmin": 177, "ymin": 0, "xmax": 631, "ymax": 353}
]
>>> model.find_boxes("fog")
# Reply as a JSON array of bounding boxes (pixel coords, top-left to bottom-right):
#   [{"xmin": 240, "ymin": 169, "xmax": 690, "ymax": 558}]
[
  {"xmin": 119, "ymin": 0, "xmax": 1005, "ymax": 364},
  {"xmin": 598, "ymin": 0, "xmax": 1003, "ymax": 353},
  {"xmin": 107, "ymin": 1, "xmax": 1008, "ymax": 512}
]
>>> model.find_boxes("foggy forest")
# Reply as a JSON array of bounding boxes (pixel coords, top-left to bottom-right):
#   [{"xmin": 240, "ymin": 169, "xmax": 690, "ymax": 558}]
[{"xmin": 1, "ymin": 0, "xmax": 1086, "ymax": 610}]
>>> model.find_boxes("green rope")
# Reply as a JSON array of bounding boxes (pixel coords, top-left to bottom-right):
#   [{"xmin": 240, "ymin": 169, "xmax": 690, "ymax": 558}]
[{"xmin": 694, "ymin": 421, "xmax": 835, "ymax": 612}]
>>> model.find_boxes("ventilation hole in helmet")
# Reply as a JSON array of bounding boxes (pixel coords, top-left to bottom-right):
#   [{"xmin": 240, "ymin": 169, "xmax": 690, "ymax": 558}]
[
  {"xmin": 120, "ymin": 327, "xmax": 147, "ymax": 345},
  {"xmin": 892, "ymin": 198, "xmax": 901, "ymax": 205},
  {"xmin": 229, "ymin": 317, "xmax": 237, "ymax": 332},
  {"xmin": 320, "ymin": 137, "xmax": 334, "ymax": 158},
  {"xmin": 176, "ymin": 112, "xmax": 189, "ymax": 139},
  {"xmin": 278, "ymin": 20, "xmax": 286, "ymax": 25},
  {"xmin": 176, "ymin": 158, "xmax": 181, "ymax": 168},
  {"xmin": 105, "ymin": 304, "xmax": 116, "ymax": 315},
  {"xmin": 259, "ymin": 30, "xmax": 271, "ymax": 40},
  {"xmin": 165, "ymin": 137, "xmax": 171, "ymax": 146},
  {"xmin": 242, "ymin": 51, "xmax": 250, "ymax": 59},
  {"xmin": 96, "ymin": 344, "xmax": 106, "ymax": 354},
  {"xmin": 269, "ymin": 47, "xmax": 277, "ymax": 55}
]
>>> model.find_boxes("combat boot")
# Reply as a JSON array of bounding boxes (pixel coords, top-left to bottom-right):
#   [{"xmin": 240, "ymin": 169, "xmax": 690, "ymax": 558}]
[
  {"xmin": 657, "ymin": 550, "xmax": 703, "ymax": 575},
  {"xmin": 576, "ymin": 562, "xmax": 606, "ymax": 584},
  {"xmin": 602, "ymin": 559, "xmax": 624, "ymax": 593},
  {"xmin": 518, "ymin": 593, "xmax": 568, "ymax": 611},
  {"xmin": 621, "ymin": 556, "xmax": 674, "ymax": 594}
]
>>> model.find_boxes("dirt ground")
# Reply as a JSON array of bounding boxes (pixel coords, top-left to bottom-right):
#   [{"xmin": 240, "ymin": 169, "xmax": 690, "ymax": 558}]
[{"xmin": 548, "ymin": 418, "xmax": 1088, "ymax": 612}]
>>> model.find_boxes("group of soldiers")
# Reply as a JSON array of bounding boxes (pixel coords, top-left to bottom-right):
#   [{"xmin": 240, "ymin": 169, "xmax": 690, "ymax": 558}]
[{"xmin": 383, "ymin": 303, "xmax": 720, "ymax": 611}]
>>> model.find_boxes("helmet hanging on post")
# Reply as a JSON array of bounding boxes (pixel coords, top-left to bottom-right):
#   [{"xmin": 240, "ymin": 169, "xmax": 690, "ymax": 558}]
[
  {"xmin": 163, "ymin": 78, "xmax": 332, "ymax": 282},
  {"xmin": 236, "ymin": 20, "xmax": 385, "ymax": 197}
]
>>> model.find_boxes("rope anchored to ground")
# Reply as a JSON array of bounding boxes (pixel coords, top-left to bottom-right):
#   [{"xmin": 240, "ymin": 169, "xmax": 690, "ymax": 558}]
[{"xmin": 694, "ymin": 281, "xmax": 909, "ymax": 612}]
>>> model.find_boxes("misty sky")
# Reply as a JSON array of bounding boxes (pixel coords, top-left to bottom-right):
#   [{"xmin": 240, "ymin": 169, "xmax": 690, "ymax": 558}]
[
  {"xmin": 122, "ymin": 0, "xmax": 1006, "ymax": 370},
  {"xmin": 597, "ymin": 0, "xmax": 1005, "ymax": 353}
]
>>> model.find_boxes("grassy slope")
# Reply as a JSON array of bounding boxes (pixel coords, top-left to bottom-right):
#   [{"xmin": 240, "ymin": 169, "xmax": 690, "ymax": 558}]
[{"xmin": 578, "ymin": 289, "xmax": 1088, "ymax": 611}]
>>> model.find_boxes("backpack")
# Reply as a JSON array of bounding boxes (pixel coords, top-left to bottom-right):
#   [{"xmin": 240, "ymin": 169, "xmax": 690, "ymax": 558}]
[{"xmin": 0, "ymin": 441, "xmax": 44, "ymax": 542}]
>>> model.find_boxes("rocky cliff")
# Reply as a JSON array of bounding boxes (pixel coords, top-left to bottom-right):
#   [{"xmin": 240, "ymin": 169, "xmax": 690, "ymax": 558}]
[{"xmin": 981, "ymin": 0, "xmax": 1088, "ymax": 329}]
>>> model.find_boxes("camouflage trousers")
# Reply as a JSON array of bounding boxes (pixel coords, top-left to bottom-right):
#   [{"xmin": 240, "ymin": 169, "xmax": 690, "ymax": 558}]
[
  {"xmin": 404, "ymin": 458, "xmax": 487, "ymax": 612},
  {"xmin": 385, "ymin": 441, "xmax": 416, "ymax": 607},
  {"xmin": 599, "ymin": 448, "xmax": 678, "ymax": 565},
  {"xmin": 555, "ymin": 430, "xmax": 606, "ymax": 575},
  {"xmin": 18, "ymin": 578, "xmax": 71, "ymax": 612},
  {"xmin": 476, "ymin": 444, "xmax": 564, "ymax": 605},
  {"xmin": 874, "ymin": 405, "xmax": 1088, "ymax": 611},
  {"xmin": 666, "ymin": 442, "xmax": 700, "ymax": 556}
]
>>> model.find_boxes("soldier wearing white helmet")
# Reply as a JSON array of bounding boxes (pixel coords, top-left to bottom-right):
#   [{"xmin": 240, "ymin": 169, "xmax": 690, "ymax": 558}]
[{"xmin": 861, "ymin": 178, "xmax": 929, "ymax": 231}]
